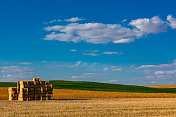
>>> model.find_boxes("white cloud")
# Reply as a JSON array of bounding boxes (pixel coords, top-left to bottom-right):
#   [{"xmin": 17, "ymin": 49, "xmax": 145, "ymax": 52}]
[
  {"xmin": 113, "ymin": 38, "xmax": 134, "ymax": 43},
  {"xmin": 71, "ymin": 73, "xmax": 107, "ymax": 79},
  {"xmin": 103, "ymin": 67, "xmax": 109, "ymax": 71},
  {"xmin": 64, "ymin": 17, "xmax": 85, "ymax": 22},
  {"xmin": 44, "ymin": 23, "xmax": 142, "ymax": 44},
  {"xmin": 109, "ymin": 80, "xmax": 118, "ymax": 83},
  {"xmin": 103, "ymin": 51, "xmax": 123, "ymax": 55},
  {"xmin": 112, "ymin": 68, "xmax": 123, "ymax": 71},
  {"xmin": 82, "ymin": 53, "xmax": 99, "ymax": 56},
  {"xmin": 44, "ymin": 15, "xmax": 176, "ymax": 44},
  {"xmin": 122, "ymin": 19, "xmax": 127, "ymax": 22},
  {"xmin": 70, "ymin": 49, "xmax": 77, "ymax": 52},
  {"xmin": 129, "ymin": 16, "xmax": 167, "ymax": 34},
  {"xmin": 155, "ymin": 69, "xmax": 176, "ymax": 76},
  {"xmin": 103, "ymin": 66, "xmax": 123, "ymax": 72},
  {"xmin": 0, "ymin": 66, "xmax": 35, "ymax": 82},
  {"xmin": 136, "ymin": 60, "xmax": 176, "ymax": 69},
  {"xmin": 167, "ymin": 15, "xmax": 176, "ymax": 29},
  {"xmin": 50, "ymin": 61, "xmax": 84, "ymax": 68},
  {"xmin": 70, "ymin": 61, "xmax": 82, "ymax": 67},
  {"xmin": 19, "ymin": 62, "xmax": 33, "ymax": 65},
  {"xmin": 45, "ymin": 19, "xmax": 62, "ymax": 24}
]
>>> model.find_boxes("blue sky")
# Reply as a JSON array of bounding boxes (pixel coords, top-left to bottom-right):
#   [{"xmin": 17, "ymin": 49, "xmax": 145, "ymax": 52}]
[{"xmin": 0, "ymin": 0, "xmax": 176, "ymax": 85}]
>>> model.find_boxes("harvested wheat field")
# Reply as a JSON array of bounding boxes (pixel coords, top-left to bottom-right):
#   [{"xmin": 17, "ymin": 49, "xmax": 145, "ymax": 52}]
[
  {"xmin": 2, "ymin": 88, "xmax": 176, "ymax": 100},
  {"xmin": 1, "ymin": 98, "xmax": 176, "ymax": 117},
  {"xmin": 143, "ymin": 85, "xmax": 176, "ymax": 89},
  {"xmin": 53, "ymin": 89, "xmax": 176, "ymax": 98},
  {"xmin": 0, "ymin": 87, "xmax": 8, "ymax": 100}
]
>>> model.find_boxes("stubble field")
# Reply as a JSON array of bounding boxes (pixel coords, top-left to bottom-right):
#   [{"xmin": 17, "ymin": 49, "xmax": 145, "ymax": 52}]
[
  {"xmin": 1, "ymin": 98, "xmax": 176, "ymax": 117},
  {"xmin": 2, "ymin": 87, "xmax": 176, "ymax": 116},
  {"xmin": 143, "ymin": 84, "xmax": 176, "ymax": 88}
]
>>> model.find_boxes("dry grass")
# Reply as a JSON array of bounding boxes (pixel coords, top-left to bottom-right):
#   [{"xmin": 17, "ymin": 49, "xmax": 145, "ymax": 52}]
[
  {"xmin": 143, "ymin": 84, "xmax": 176, "ymax": 88},
  {"xmin": 2, "ymin": 88, "xmax": 176, "ymax": 100},
  {"xmin": 1, "ymin": 98, "xmax": 176, "ymax": 117}
]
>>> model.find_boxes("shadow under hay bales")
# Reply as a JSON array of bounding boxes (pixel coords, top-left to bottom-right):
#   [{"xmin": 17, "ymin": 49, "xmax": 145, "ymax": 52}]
[{"xmin": 52, "ymin": 99, "xmax": 90, "ymax": 100}]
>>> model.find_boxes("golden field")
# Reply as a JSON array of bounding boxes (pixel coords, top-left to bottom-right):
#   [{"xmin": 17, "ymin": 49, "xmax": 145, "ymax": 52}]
[
  {"xmin": 2, "ymin": 87, "xmax": 176, "ymax": 99},
  {"xmin": 143, "ymin": 84, "xmax": 176, "ymax": 88},
  {"xmin": 53, "ymin": 89, "xmax": 176, "ymax": 99},
  {"xmin": 0, "ymin": 87, "xmax": 8, "ymax": 100},
  {"xmin": 1, "ymin": 98, "xmax": 176, "ymax": 117},
  {"xmin": 1, "ymin": 87, "xmax": 176, "ymax": 116}
]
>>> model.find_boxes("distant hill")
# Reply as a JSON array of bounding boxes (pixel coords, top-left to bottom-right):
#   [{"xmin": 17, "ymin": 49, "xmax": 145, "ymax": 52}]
[{"xmin": 1, "ymin": 80, "xmax": 176, "ymax": 94}]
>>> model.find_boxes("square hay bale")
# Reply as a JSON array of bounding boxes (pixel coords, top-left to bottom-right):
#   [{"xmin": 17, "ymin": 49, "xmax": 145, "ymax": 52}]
[
  {"xmin": 40, "ymin": 81, "xmax": 46, "ymax": 85},
  {"xmin": 35, "ymin": 85, "xmax": 41, "ymax": 88},
  {"xmin": 19, "ymin": 81, "xmax": 28, "ymax": 85},
  {"xmin": 28, "ymin": 94, "xmax": 35, "ymax": 98},
  {"xmin": 22, "ymin": 88, "xmax": 29, "ymax": 92},
  {"xmin": 35, "ymin": 97, "xmax": 41, "ymax": 100},
  {"xmin": 28, "ymin": 88, "xmax": 35, "ymax": 92},
  {"xmin": 47, "ymin": 86, "xmax": 53, "ymax": 91},
  {"xmin": 45, "ymin": 81, "xmax": 49, "ymax": 85},
  {"xmin": 33, "ymin": 78, "xmax": 40, "ymax": 82},
  {"xmin": 9, "ymin": 94, "xmax": 18, "ymax": 101},
  {"xmin": 35, "ymin": 87, "xmax": 41, "ymax": 92},
  {"xmin": 28, "ymin": 92, "xmax": 35, "ymax": 95},
  {"xmin": 18, "ymin": 94, "xmax": 28, "ymax": 98},
  {"xmin": 34, "ymin": 81, "xmax": 40, "ymax": 85},
  {"xmin": 47, "ymin": 96, "xmax": 52, "ymax": 100},
  {"xmin": 27, "ymin": 81, "xmax": 34, "ymax": 85},
  {"xmin": 18, "ymin": 97, "xmax": 28, "ymax": 101},
  {"xmin": 35, "ymin": 94, "xmax": 41, "ymax": 98},
  {"xmin": 28, "ymin": 97, "xmax": 35, "ymax": 101},
  {"xmin": 28, "ymin": 84, "xmax": 35, "ymax": 88},
  {"xmin": 35, "ymin": 91, "xmax": 41, "ymax": 94},
  {"xmin": 47, "ymin": 90, "xmax": 53, "ymax": 94},
  {"xmin": 8, "ymin": 87, "xmax": 17, "ymax": 94},
  {"xmin": 20, "ymin": 84, "xmax": 29, "ymax": 89},
  {"xmin": 41, "ymin": 87, "xmax": 48, "ymax": 92}
]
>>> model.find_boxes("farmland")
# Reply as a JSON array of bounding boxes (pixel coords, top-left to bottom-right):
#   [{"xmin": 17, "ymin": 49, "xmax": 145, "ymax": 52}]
[
  {"xmin": 1, "ymin": 98, "xmax": 176, "ymax": 117},
  {"xmin": 2, "ymin": 87, "xmax": 176, "ymax": 99},
  {"xmin": 1, "ymin": 80, "xmax": 176, "ymax": 116},
  {"xmin": 2, "ymin": 80, "xmax": 176, "ymax": 94}
]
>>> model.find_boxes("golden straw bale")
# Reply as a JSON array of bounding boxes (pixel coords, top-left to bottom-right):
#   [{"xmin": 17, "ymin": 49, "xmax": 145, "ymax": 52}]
[{"xmin": 33, "ymin": 78, "xmax": 40, "ymax": 82}]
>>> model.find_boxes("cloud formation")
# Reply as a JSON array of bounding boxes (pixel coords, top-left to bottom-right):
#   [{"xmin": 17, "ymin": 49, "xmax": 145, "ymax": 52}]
[
  {"xmin": 103, "ymin": 51, "xmax": 123, "ymax": 55},
  {"xmin": 167, "ymin": 15, "xmax": 176, "ymax": 29},
  {"xmin": 129, "ymin": 16, "xmax": 167, "ymax": 34},
  {"xmin": 0, "ymin": 66, "xmax": 35, "ymax": 82},
  {"xmin": 136, "ymin": 60, "xmax": 176, "ymax": 69},
  {"xmin": 19, "ymin": 62, "xmax": 33, "ymax": 65},
  {"xmin": 44, "ymin": 15, "xmax": 176, "ymax": 44},
  {"xmin": 103, "ymin": 66, "xmax": 123, "ymax": 71},
  {"xmin": 44, "ymin": 22, "xmax": 143, "ymax": 44},
  {"xmin": 64, "ymin": 17, "xmax": 85, "ymax": 22},
  {"xmin": 155, "ymin": 69, "xmax": 176, "ymax": 76}
]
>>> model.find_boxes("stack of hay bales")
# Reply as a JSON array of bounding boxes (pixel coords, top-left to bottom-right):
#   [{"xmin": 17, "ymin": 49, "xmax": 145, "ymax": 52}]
[
  {"xmin": 8, "ymin": 87, "xmax": 18, "ymax": 101},
  {"xmin": 8, "ymin": 78, "xmax": 53, "ymax": 101}
]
